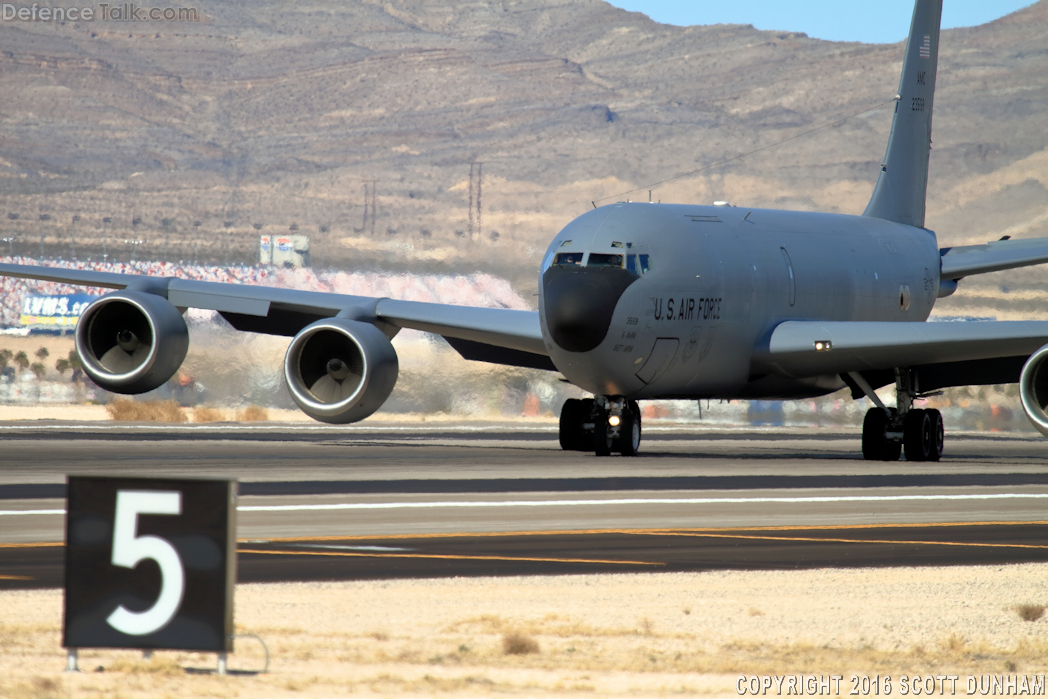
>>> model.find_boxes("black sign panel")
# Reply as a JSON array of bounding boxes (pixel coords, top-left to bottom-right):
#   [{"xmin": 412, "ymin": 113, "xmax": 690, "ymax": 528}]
[{"xmin": 63, "ymin": 476, "xmax": 237, "ymax": 652}]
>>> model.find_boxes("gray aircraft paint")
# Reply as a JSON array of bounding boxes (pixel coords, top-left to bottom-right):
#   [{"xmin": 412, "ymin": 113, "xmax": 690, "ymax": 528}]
[{"xmin": 540, "ymin": 204, "xmax": 939, "ymax": 400}]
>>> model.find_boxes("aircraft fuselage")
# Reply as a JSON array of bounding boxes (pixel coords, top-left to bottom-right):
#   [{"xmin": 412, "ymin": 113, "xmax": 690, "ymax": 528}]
[{"xmin": 539, "ymin": 203, "xmax": 940, "ymax": 400}]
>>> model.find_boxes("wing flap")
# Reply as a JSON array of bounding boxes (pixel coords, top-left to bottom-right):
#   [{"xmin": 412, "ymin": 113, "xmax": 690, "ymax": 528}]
[
  {"xmin": 940, "ymin": 237, "xmax": 1048, "ymax": 279},
  {"xmin": 759, "ymin": 320, "xmax": 1048, "ymax": 378}
]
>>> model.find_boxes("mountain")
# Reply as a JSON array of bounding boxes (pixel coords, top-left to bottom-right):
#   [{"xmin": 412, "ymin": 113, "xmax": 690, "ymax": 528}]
[{"xmin": 0, "ymin": 0, "xmax": 1045, "ymax": 302}]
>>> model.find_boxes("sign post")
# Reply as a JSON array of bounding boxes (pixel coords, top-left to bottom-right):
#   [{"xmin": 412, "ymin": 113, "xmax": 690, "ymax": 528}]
[{"xmin": 63, "ymin": 476, "xmax": 237, "ymax": 670}]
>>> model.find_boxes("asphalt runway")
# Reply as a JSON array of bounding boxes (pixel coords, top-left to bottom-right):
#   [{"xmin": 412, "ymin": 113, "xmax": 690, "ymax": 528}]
[{"xmin": 2, "ymin": 421, "xmax": 1048, "ymax": 589}]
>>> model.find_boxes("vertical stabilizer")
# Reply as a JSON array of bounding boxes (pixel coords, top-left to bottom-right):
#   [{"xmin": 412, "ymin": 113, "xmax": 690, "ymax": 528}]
[{"xmin": 863, "ymin": 0, "xmax": 942, "ymax": 228}]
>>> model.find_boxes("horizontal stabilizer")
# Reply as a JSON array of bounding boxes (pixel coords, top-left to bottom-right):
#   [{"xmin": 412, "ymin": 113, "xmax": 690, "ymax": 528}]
[{"xmin": 940, "ymin": 236, "xmax": 1048, "ymax": 279}]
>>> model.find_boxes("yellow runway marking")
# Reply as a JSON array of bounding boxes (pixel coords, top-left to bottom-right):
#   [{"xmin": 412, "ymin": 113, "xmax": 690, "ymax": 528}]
[
  {"xmin": 0, "ymin": 574, "xmax": 33, "ymax": 580},
  {"xmin": 655, "ymin": 532, "xmax": 1048, "ymax": 550},
  {"xmin": 238, "ymin": 548, "xmax": 663, "ymax": 567},
  {"xmin": 257, "ymin": 520, "xmax": 1048, "ymax": 544},
  {"xmin": 5, "ymin": 521, "xmax": 1048, "ymax": 550}
]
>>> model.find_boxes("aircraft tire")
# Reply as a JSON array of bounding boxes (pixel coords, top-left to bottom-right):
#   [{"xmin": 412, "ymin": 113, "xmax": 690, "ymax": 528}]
[
  {"xmin": 616, "ymin": 407, "xmax": 641, "ymax": 456},
  {"xmin": 862, "ymin": 408, "xmax": 900, "ymax": 461},
  {"xmin": 593, "ymin": 413, "xmax": 612, "ymax": 457},
  {"xmin": 927, "ymin": 408, "xmax": 944, "ymax": 462},
  {"xmin": 559, "ymin": 398, "xmax": 587, "ymax": 451},
  {"xmin": 904, "ymin": 408, "xmax": 933, "ymax": 462}
]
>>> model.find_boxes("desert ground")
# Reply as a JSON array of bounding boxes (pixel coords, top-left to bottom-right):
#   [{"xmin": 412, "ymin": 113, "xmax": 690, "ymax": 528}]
[{"xmin": 3, "ymin": 565, "xmax": 1048, "ymax": 698}]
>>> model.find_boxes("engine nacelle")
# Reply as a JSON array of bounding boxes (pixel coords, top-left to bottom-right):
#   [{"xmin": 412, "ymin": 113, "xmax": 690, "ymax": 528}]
[
  {"xmin": 284, "ymin": 318, "xmax": 399, "ymax": 424},
  {"xmin": 75, "ymin": 290, "xmax": 190, "ymax": 394},
  {"xmin": 1020, "ymin": 343, "xmax": 1048, "ymax": 437}
]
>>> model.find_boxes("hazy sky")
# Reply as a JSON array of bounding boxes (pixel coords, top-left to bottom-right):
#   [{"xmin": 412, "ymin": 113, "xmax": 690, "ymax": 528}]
[{"xmin": 604, "ymin": 1, "xmax": 1035, "ymax": 44}]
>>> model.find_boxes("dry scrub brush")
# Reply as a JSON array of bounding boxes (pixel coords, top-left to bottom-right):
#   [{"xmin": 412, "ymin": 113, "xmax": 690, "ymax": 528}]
[
  {"xmin": 191, "ymin": 405, "xmax": 224, "ymax": 423},
  {"xmin": 1016, "ymin": 603, "xmax": 1046, "ymax": 622},
  {"xmin": 502, "ymin": 632, "xmax": 539, "ymax": 655},
  {"xmin": 105, "ymin": 398, "xmax": 186, "ymax": 422},
  {"xmin": 236, "ymin": 404, "xmax": 268, "ymax": 421}
]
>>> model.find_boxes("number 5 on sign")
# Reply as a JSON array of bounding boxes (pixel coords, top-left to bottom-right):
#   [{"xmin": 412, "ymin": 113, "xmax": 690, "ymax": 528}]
[{"xmin": 106, "ymin": 491, "xmax": 185, "ymax": 636}]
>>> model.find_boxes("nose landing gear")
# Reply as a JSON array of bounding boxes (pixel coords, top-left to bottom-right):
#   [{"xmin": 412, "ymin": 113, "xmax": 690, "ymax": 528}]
[{"xmin": 559, "ymin": 397, "xmax": 641, "ymax": 456}]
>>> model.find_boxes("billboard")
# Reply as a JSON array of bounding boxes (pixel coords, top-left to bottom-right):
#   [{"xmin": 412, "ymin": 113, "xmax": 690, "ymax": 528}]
[
  {"xmin": 19, "ymin": 294, "xmax": 95, "ymax": 331},
  {"xmin": 261, "ymin": 234, "xmax": 309, "ymax": 268}
]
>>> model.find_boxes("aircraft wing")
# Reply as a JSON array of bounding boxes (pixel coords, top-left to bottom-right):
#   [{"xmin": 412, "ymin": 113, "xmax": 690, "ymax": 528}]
[
  {"xmin": 0, "ymin": 262, "xmax": 549, "ymax": 365},
  {"xmin": 940, "ymin": 236, "xmax": 1048, "ymax": 280},
  {"xmin": 758, "ymin": 320, "xmax": 1048, "ymax": 379}
]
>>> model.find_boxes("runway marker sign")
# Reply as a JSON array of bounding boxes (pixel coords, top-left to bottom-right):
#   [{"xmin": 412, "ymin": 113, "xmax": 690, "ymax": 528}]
[{"xmin": 63, "ymin": 476, "xmax": 237, "ymax": 653}]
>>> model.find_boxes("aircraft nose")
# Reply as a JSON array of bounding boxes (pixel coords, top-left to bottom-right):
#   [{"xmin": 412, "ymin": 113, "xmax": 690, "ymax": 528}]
[{"xmin": 543, "ymin": 265, "xmax": 638, "ymax": 353}]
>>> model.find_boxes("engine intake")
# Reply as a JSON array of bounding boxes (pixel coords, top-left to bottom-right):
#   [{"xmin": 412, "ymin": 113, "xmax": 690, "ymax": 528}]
[
  {"xmin": 284, "ymin": 318, "xmax": 399, "ymax": 424},
  {"xmin": 1020, "ymin": 343, "xmax": 1048, "ymax": 437},
  {"xmin": 75, "ymin": 291, "xmax": 189, "ymax": 394}
]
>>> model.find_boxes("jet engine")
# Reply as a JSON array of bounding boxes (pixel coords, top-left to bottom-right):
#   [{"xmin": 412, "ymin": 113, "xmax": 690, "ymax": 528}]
[
  {"xmin": 75, "ymin": 291, "xmax": 190, "ymax": 394},
  {"xmin": 1020, "ymin": 343, "xmax": 1048, "ymax": 437},
  {"xmin": 284, "ymin": 318, "xmax": 399, "ymax": 424}
]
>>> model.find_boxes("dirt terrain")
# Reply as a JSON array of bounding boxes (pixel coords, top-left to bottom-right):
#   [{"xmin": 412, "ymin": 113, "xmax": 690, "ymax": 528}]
[{"xmin": 2, "ymin": 565, "xmax": 1047, "ymax": 697}]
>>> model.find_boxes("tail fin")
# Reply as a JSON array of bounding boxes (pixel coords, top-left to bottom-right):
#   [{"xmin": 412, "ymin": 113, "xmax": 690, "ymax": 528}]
[{"xmin": 863, "ymin": 0, "xmax": 942, "ymax": 228}]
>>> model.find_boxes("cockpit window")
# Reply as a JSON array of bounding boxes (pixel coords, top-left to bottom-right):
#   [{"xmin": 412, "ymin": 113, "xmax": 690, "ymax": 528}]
[
  {"xmin": 639, "ymin": 254, "xmax": 652, "ymax": 274},
  {"xmin": 587, "ymin": 253, "xmax": 623, "ymax": 268},
  {"xmin": 626, "ymin": 254, "xmax": 638, "ymax": 275},
  {"xmin": 553, "ymin": 252, "xmax": 584, "ymax": 266}
]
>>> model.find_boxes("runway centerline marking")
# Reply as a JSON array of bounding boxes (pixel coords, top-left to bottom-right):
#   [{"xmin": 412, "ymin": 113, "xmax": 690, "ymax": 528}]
[
  {"xmin": 237, "ymin": 548, "xmax": 663, "ymax": 566},
  {"xmin": 237, "ymin": 493, "xmax": 1048, "ymax": 512},
  {"xmin": 6, "ymin": 495, "xmax": 1048, "ymax": 518}
]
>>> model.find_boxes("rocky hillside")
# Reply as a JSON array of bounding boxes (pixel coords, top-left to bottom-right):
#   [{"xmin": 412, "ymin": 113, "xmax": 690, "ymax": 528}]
[{"xmin": 0, "ymin": 0, "xmax": 1045, "ymax": 299}]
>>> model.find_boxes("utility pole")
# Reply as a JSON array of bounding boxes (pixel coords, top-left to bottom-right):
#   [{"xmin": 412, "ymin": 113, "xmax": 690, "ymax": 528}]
[
  {"xmin": 476, "ymin": 162, "xmax": 482, "ymax": 241},
  {"xmin": 361, "ymin": 182, "xmax": 369, "ymax": 234},
  {"xmin": 467, "ymin": 163, "xmax": 475, "ymax": 241},
  {"xmin": 102, "ymin": 217, "xmax": 111, "ymax": 264},
  {"xmin": 71, "ymin": 215, "xmax": 79, "ymax": 260},
  {"xmin": 370, "ymin": 180, "xmax": 376, "ymax": 236},
  {"xmin": 468, "ymin": 162, "xmax": 483, "ymax": 241}
]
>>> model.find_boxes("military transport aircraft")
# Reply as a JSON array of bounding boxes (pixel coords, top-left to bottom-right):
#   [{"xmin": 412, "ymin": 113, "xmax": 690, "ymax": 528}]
[{"xmin": 2, "ymin": 0, "xmax": 1048, "ymax": 461}]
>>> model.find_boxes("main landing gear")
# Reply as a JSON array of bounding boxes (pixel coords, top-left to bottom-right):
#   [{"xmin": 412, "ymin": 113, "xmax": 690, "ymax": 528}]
[
  {"xmin": 559, "ymin": 397, "xmax": 641, "ymax": 456},
  {"xmin": 853, "ymin": 370, "xmax": 944, "ymax": 462}
]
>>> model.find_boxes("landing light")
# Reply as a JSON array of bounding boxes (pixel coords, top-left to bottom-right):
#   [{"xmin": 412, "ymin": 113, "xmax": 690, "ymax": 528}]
[
  {"xmin": 608, "ymin": 415, "xmax": 621, "ymax": 427},
  {"xmin": 814, "ymin": 340, "xmax": 833, "ymax": 351}
]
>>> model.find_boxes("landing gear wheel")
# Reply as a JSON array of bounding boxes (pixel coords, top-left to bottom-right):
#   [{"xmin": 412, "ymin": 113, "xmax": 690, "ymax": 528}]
[
  {"xmin": 593, "ymin": 412, "xmax": 612, "ymax": 456},
  {"xmin": 904, "ymin": 408, "xmax": 933, "ymax": 461},
  {"xmin": 615, "ymin": 405, "xmax": 641, "ymax": 456},
  {"xmin": 862, "ymin": 408, "xmax": 900, "ymax": 461},
  {"xmin": 559, "ymin": 398, "xmax": 588, "ymax": 451},
  {"xmin": 927, "ymin": 408, "xmax": 944, "ymax": 461}
]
